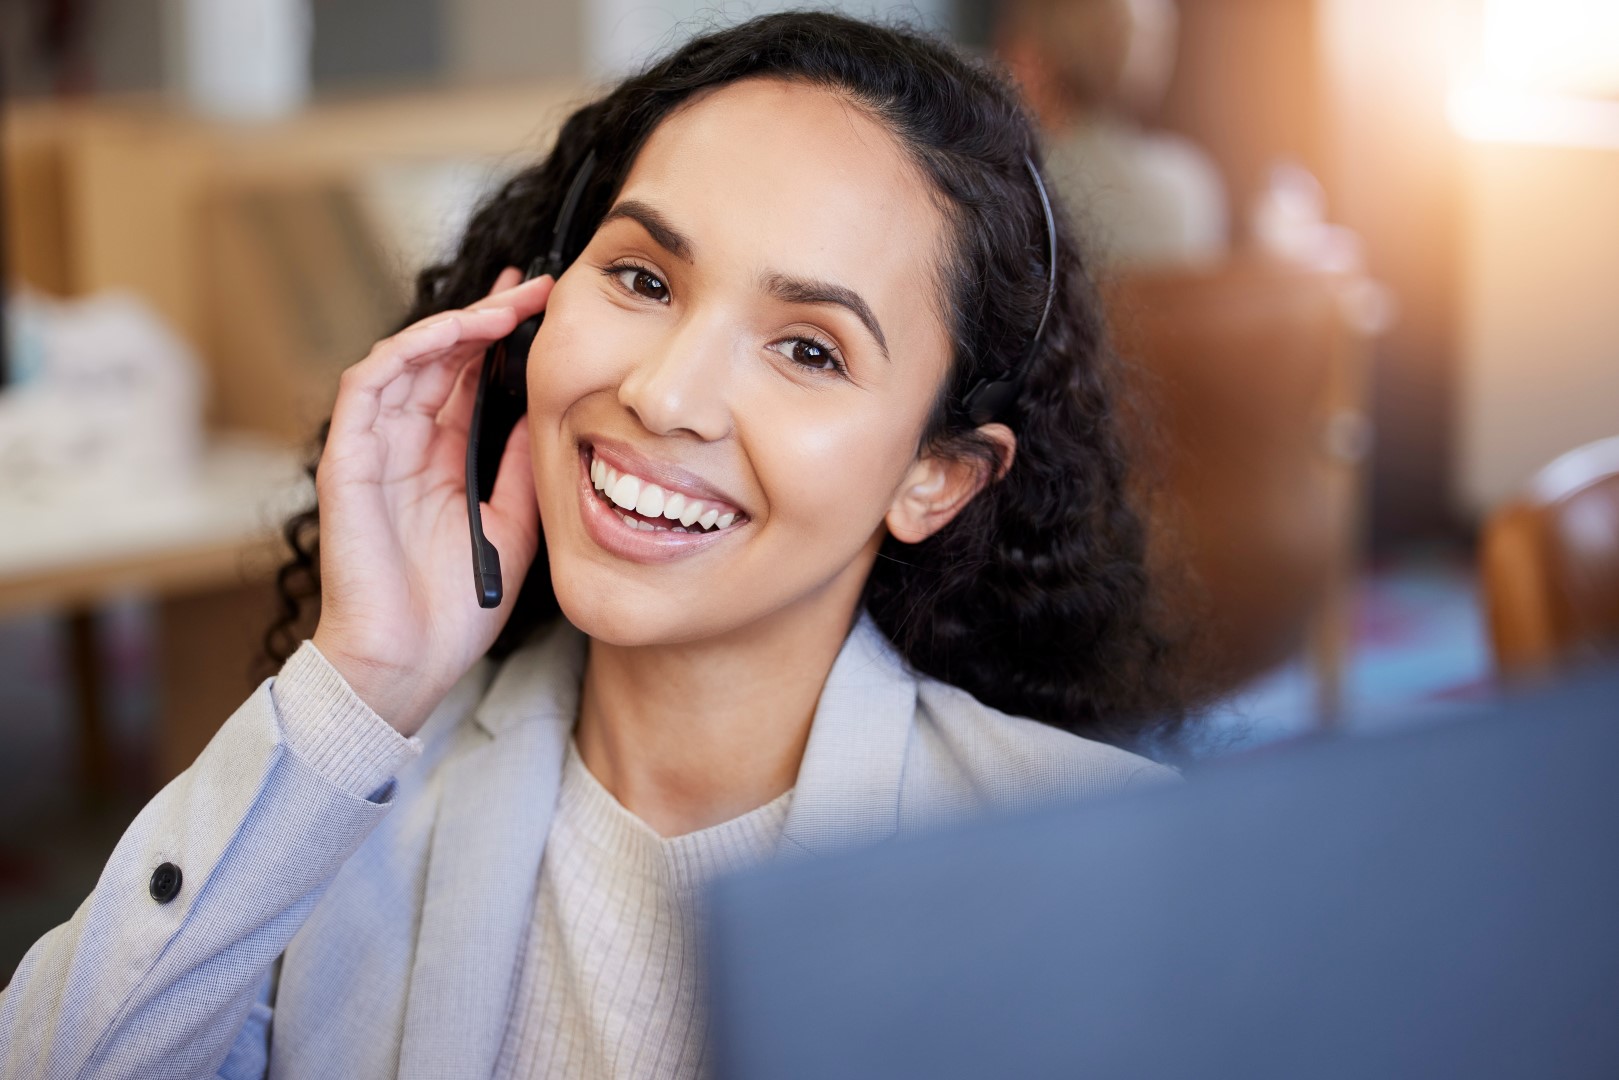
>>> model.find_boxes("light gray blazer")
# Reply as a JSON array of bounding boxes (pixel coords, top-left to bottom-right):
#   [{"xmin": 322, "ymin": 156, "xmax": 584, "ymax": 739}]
[{"xmin": 0, "ymin": 612, "xmax": 1174, "ymax": 1079}]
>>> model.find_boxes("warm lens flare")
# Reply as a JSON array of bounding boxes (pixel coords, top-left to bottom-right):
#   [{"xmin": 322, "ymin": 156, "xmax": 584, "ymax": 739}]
[
  {"xmin": 1449, "ymin": 0, "xmax": 1619, "ymax": 145},
  {"xmin": 1481, "ymin": 0, "xmax": 1619, "ymax": 98},
  {"xmin": 1449, "ymin": 82, "xmax": 1619, "ymax": 147}
]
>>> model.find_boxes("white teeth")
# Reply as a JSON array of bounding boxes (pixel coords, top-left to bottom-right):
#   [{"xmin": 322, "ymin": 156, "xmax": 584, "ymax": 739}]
[
  {"xmin": 634, "ymin": 483, "xmax": 664, "ymax": 518},
  {"xmin": 609, "ymin": 474, "xmax": 640, "ymax": 510},
  {"xmin": 615, "ymin": 511, "xmax": 666, "ymax": 532},
  {"xmin": 589, "ymin": 451, "xmax": 743, "ymax": 532}
]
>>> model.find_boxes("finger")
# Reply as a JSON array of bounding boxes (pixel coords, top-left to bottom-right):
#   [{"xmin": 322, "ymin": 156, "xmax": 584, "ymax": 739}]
[
  {"xmin": 331, "ymin": 307, "xmax": 520, "ymax": 444},
  {"xmin": 395, "ymin": 273, "xmax": 551, "ymax": 337},
  {"xmin": 393, "ymin": 304, "xmax": 521, "ymax": 367},
  {"xmin": 466, "ymin": 273, "xmax": 554, "ymax": 317},
  {"xmin": 332, "ymin": 273, "xmax": 557, "ymax": 446},
  {"xmin": 391, "ymin": 268, "xmax": 521, "ymax": 336},
  {"xmin": 372, "ymin": 278, "xmax": 547, "ymax": 415},
  {"xmin": 436, "ymin": 347, "xmax": 486, "ymax": 437},
  {"xmin": 488, "ymin": 266, "xmax": 523, "ymax": 296},
  {"xmin": 392, "ymin": 274, "xmax": 555, "ymax": 424},
  {"xmin": 371, "ymin": 310, "xmax": 511, "ymax": 423},
  {"xmin": 378, "ymin": 317, "xmax": 507, "ymax": 417}
]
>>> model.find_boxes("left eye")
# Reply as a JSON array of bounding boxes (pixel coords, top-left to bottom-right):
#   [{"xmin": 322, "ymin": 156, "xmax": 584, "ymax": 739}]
[
  {"xmin": 611, "ymin": 265, "xmax": 669, "ymax": 302},
  {"xmin": 771, "ymin": 337, "xmax": 843, "ymax": 373}
]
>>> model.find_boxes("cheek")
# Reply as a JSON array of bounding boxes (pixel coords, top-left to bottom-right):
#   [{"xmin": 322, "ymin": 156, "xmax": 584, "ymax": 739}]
[
  {"xmin": 743, "ymin": 403, "xmax": 916, "ymax": 537},
  {"xmin": 527, "ymin": 290, "xmax": 619, "ymax": 420},
  {"xmin": 523, "ymin": 290, "xmax": 633, "ymax": 523}
]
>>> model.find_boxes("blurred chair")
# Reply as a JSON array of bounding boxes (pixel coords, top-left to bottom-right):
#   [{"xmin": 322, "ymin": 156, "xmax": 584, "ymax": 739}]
[
  {"xmin": 1481, "ymin": 436, "xmax": 1619, "ymax": 679},
  {"xmin": 1105, "ymin": 254, "xmax": 1387, "ymax": 723}
]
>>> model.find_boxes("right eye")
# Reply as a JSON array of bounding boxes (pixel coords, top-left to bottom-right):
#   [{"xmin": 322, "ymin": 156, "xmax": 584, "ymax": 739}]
[{"xmin": 604, "ymin": 262, "xmax": 670, "ymax": 303}]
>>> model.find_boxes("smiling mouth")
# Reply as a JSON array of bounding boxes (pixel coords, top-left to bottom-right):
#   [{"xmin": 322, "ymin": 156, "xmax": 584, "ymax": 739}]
[{"xmin": 586, "ymin": 449, "xmax": 747, "ymax": 534}]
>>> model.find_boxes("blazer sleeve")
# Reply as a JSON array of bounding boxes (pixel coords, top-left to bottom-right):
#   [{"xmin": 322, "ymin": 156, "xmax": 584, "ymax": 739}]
[{"xmin": 0, "ymin": 642, "xmax": 421, "ymax": 1080}]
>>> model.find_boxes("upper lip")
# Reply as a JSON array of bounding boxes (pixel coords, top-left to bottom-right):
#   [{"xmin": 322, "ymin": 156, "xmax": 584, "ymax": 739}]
[{"xmin": 583, "ymin": 437, "xmax": 747, "ymax": 515}]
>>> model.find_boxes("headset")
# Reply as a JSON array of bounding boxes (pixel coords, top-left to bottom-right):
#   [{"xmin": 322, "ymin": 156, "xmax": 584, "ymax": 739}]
[
  {"xmin": 958, "ymin": 156, "xmax": 1059, "ymax": 426},
  {"xmin": 465, "ymin": 151, "xmax": 598, "ymax": 608},
  {"xmin": 464, "ymin": 150, "xmax": 1055, "ymax": 607}
]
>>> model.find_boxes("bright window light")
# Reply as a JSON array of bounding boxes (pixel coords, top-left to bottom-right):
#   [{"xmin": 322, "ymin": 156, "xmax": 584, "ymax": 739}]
[
  {"xmin": 1449, "ymin": 0, "xmax": 1619, "ymax": 145},
  {"xmin": 1480, "ymin": 0, "xmax": 1619, "ymax": 98}
]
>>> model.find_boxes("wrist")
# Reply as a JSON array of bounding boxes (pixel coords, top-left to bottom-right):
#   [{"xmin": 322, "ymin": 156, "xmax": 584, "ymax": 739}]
[
  {"xmin": 274, "ymin": 642, "xmax": 423, "ymax": 796},
  {"xmin": 309, "ymin": 630, "xmax": 442, "ymax": 737}
]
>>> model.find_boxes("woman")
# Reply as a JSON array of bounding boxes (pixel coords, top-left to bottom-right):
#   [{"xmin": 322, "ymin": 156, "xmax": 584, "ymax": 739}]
[{"xmin": 0, "ymin": 12, "xmax": 1191, "ymax": 1078}]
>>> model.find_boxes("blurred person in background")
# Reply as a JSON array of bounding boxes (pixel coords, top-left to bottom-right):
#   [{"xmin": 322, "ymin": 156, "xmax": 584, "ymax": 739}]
[
  {"xmin": 0, "ymin": 12, "xmax": 1199, "ymax": 1078},
  {"xmin": 999, "ymin": 0, "xmax": 1229, "ymax": 267}
]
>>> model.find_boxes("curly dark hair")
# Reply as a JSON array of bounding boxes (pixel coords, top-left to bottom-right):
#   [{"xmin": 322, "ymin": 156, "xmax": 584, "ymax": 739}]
[{"xmin": 263, "ymin": 10, "xmax": 1197, "ymax": 752}]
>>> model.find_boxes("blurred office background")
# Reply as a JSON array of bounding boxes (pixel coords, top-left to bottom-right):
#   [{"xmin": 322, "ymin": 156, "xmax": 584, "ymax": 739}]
[{"xmin": 2, "ymin": 0, "xmax": 1616, "ymax": 975}]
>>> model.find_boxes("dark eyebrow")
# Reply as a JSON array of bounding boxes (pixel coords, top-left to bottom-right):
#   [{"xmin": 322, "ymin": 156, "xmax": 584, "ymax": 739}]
[
  {"xmin": 599, "ymin": 199, "xmax": 695, "ymax": 262},
  {"xmin": 601, "ymin": 198, "xmax": 889, "ymax": 360},
  {"xmin": 761, "ymin": 271, "xmax": 889, "ymax": 361}
]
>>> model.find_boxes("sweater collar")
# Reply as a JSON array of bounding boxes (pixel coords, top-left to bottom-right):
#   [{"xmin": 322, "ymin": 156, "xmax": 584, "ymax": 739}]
[
  {"xmin": 468, "ymin": 610, "xmax": 917, "ymax": 856},
  {"xmin": 398, "ymin": 612, "xmax": 915, "ymax": 1077}
]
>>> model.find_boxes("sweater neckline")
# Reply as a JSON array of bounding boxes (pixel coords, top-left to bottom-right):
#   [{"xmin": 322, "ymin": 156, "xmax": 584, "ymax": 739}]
[{"xmin": 557, "ymin": 738, "xmax": 793, "ymax": 894}]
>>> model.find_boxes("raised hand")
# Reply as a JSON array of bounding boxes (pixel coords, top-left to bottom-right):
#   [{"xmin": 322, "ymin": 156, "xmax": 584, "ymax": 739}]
[{"xmin": 310, "ymin": 268, "xmax": 552, "ymax": 736}]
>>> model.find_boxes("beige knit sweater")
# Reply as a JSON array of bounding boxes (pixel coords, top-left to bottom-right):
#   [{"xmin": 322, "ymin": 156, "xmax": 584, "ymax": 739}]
[{"xmin": 493, "ymin": 739, "xmax": 792, "ymax": 1079}]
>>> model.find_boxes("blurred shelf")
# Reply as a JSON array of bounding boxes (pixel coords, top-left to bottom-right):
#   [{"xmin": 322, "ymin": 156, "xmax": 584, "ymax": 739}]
[
  {"xmin": 4, "ymin": 79, "xmax": 589, "ymax": 442},
  {"xmin": 0, "ymin": 433, "xmax": 308, "ymax": 618}
]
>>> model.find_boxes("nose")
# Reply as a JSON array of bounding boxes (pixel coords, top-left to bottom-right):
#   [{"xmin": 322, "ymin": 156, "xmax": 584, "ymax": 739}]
[{"xmin": 616, "ymin": 314, "xmax": 734, "ymax": 441}]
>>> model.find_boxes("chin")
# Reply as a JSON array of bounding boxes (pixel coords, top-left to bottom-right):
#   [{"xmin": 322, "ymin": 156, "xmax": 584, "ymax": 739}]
[{"xmin": 547, "ymin": 560, "xmax": 723, "ymax": 649}]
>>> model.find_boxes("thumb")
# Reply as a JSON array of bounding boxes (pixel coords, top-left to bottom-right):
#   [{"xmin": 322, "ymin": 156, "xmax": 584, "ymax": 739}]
[{"xmin": 486, "ymin": 414, "xmax": 540, "ymax": 560}]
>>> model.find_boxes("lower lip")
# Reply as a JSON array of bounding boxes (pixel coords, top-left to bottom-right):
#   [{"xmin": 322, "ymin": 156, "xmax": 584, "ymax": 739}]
[{"xmin": 575, "ymin": 447, "xmax": 743, "ymax": 564}]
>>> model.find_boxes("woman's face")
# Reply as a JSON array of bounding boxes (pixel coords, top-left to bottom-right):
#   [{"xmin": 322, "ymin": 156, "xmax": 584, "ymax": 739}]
[{"xmin": 527, "ymin": 77, "xmax": 960, "ymax": 647}]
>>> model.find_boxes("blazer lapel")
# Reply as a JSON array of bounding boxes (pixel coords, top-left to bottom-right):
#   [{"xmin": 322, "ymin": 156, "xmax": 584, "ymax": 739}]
[
  {"xmin": 396, "ymin": 622, "xmax": 586, "ymax": 1080},
  {"xmin": 778, "ymin": 612, "xmax": 918, "ymax": 860},
  {"xmin": 393, "ymin": 614, "xmax": 914, "ymax": 1072}
]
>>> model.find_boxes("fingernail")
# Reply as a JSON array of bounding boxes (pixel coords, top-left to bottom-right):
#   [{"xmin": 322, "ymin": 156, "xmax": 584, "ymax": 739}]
[{"xmin": 423, "ymin": 314, "xmax": 454, "ymax": 329}]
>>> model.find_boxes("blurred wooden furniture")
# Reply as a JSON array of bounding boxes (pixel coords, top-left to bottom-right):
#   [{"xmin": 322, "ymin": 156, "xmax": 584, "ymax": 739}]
[
  {"xmin": 4, "ymin": 79, "xmax": 586, "ymax": 442},
  {"xmin": 3, "ymin": 83, "xmax": 582, "ymax": 793},
  {"xmin": 1481, "ymin": 436, "xmax": 1619, "ymax": 679},
  {"xmin": 1106, "ymin": 254, "xmax": 1387, "ymax": 723},
  {"xmin": 0, "ymin": 437, "xmax": 307, "ymax": 789}
]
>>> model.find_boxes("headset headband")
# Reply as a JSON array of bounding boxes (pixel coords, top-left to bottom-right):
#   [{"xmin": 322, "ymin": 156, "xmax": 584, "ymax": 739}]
[{"xmin": 959, "ymin": 155, "xmax": 1058, "ymax": 427}]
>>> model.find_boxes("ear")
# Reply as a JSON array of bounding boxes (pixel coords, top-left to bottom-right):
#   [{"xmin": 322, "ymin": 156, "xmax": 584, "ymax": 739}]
[{"xmin": 885, "ymin": 424, "xmax": 1017, "ymax": 544}]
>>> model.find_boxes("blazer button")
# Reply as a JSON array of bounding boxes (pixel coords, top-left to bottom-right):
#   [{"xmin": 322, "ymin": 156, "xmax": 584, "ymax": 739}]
[{"xmin": 149, "ymin": 862, "xmax": 183, "ymax": 904}]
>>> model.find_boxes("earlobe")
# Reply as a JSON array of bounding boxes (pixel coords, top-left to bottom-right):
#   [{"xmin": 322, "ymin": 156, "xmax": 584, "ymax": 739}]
[{"xmin": 884, "ymin": 424, "xmax": 1017, "ymax": 544}]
